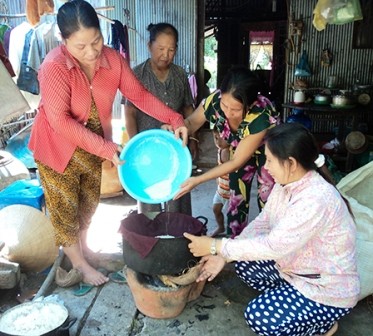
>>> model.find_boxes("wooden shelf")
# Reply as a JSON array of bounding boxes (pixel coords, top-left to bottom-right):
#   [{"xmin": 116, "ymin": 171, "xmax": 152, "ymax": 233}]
[{"xmin": 282, "ymin": 102, "xmax": 365, "ymax": 172}]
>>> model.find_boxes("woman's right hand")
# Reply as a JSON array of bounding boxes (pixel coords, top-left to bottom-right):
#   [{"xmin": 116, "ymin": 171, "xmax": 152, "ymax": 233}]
[
  {"xmin": 174, "ymin": 126, "xmax": 188, "ymax": 146},
  {"xmin": 196, "ymin": 255, "xmax": 226, "ymax": 282}
]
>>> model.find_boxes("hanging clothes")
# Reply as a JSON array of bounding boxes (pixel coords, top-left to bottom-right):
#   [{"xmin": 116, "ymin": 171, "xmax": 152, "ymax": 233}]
[
  {"xmin": 3, "ymin": 27, "xmax": 12, "ymax": 55},
  {"xmin": 26, "ymin": 0, "xmax": 54, "ymax": 27},
  {"xmin": 188, "ymin": 73, "xmax": 198, "ymax": 105},
  {"xmin": 8, "ymin": 21, "xmax": 33, "ymax": 77},
  {"xmin": 0, "ymin": 24, "xmax": 11, "ymax": 43},
  {"xmin": 109, "ymin": 20, "xmax": 130, "ymax": 63},
  {"xmin": 0, "ymin": 22, "xmax": 13, "ymax": 77},
  {"xmin": 0, "ymin": 42, "xmax": 15, "ymax": 77},
  {"xmin": 28, "ymin": 21, "xmax": 61, "ymax": 71},
  {"xmin": 17, "ymin": 28, "xmax": 39, "ymax": 95}
]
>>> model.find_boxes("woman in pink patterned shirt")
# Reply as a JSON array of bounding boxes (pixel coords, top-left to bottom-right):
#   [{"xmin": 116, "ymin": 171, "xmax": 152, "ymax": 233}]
[{"xmin": 185, "ymin": 123, "xmax": 359, "ymax": 336}]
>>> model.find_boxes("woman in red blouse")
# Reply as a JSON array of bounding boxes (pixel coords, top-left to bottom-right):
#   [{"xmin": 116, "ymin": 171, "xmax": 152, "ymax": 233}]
[{"xmin": 29, "ymin": 0, "xmax": 187, "ymax": 287}]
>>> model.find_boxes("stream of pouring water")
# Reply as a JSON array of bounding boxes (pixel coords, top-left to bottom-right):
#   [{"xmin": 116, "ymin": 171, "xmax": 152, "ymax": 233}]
[{"xmin": 162, "ymin": 201, "xmax": 171, "ymax": 236}]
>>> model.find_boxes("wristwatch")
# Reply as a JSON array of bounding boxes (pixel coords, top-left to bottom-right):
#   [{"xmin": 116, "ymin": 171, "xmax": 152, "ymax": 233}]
[{"xmin": 210, "ymin": 239, "xmax": 217, "ymax": 255}]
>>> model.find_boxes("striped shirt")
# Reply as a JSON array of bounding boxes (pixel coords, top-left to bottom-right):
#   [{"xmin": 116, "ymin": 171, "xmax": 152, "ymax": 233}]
[
  {"xmin": 217, "ymin": 148, "xmax": 230, "ymax": 199},
  {"xmin": 125, "ymin": 59, "xmax": 194, "ymax": 131},
  {"xmin": 29, "ymin": 45, "xmax": 185, "ymax": 173},
  {"xmin": 221, "ymin": 171, "xmax": 359, "ymax": 308}
]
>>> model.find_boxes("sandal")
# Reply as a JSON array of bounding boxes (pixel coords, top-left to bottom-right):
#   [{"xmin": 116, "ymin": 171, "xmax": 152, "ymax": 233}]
[
  {"xmin": 108, "ymin": 270, "xmax": 127, "ymax": 284},
  {"xmin": 71, "ymin": 268, "xmax": 108, "ymax": 296},
  {"xmin": 72, "ymin": 282, "xmax": 94, "ymax": 296},
  {"xmin": 324, "ymin": 322, "xmax": 338, "ymax": 336}
]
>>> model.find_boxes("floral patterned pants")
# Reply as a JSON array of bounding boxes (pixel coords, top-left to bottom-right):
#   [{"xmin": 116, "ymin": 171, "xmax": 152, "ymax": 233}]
[{"xmin": 227, "ymin": 163, "xmax": 274, "ymax": 237}]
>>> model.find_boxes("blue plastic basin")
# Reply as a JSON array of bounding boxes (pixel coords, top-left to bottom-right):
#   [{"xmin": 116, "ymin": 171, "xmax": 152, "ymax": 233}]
[{"xmin": 117, "ymin": 129, "xmax": 192, "ymax": 204}]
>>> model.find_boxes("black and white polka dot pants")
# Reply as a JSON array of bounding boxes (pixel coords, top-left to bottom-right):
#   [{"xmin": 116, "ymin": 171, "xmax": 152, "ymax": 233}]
[{"xmin": 235, "ymin": 260, "xmax": 351, "ymax": 336}]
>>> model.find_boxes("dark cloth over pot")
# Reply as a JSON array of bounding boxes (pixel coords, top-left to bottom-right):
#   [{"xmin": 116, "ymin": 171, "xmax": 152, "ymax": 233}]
[
  {"xmin": 119, "ymin": 212, "xmax": 207, "ymax": 258},
  {"xmin": 119, "ymin": 212, "xmax": 207, "ymax": 275}
]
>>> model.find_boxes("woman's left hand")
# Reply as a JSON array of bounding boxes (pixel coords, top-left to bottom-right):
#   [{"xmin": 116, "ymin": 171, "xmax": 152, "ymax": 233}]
[
  {"xmin": 184, "ymin": 232, "xmax": 213, "ymax": 257},
  {"xmin": 174, "ymin": 176, "xmax": 200, "ymax": 200},
  {"xmin": 161, "ymin": 125, "xmax": 188, "ymax": 146}
]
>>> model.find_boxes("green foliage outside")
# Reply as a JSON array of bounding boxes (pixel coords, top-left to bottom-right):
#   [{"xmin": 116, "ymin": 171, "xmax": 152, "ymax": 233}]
[{"xmin": 204, "ymin": 35, "xmax": 218, "ymax": 92}]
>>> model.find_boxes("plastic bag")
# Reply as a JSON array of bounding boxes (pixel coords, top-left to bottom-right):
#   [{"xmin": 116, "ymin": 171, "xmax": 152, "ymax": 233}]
[
  {"xmin": 294, "ymin": 50, "xmax": 312, "ymax": 77},
  {"xmin": 330, "ymin": 0, "xmax": 363, "ymax": 25},
  {"xmin": 313, "ymin": 0, "xmax": 363, "ymax": 31},
  {"xmin": 313, "ymin": 0, "xmax": 331, "ymax": 31},
  {"xmin": 337, "ymin": 161, "xmax": 373, "ymax": 300}
]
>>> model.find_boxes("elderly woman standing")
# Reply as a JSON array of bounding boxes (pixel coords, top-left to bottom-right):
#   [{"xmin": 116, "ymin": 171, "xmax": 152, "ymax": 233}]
[
  {"xmin": 29, "ymin": 0, "xmax": 187, "ymax": 287},
  {"xmin": 124, "ymin": 22, "xmax": 195, "ymax": 215}
]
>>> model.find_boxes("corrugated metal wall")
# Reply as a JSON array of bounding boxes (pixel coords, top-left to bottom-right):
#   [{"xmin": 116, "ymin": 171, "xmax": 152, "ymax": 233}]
[
  {"xmin": 0, "ymin": 0, "xmax": 25, "ymax": 27},
  {"xmin": 285, "ymin": 0, "xmax": 373, "ymax": 103},
  {"xmin": 282, "ymin": 0, "xmax": 373, "ymax": 134},
  {"xmin": 104, "ymin": 0, "xmax": 197, "ymax": 118},
  {"xmin": 105, "ymin": 0, "xmax": 197, "ymax": 71},
  {"xmin": 1, "ymin": 0, "xmax": 109, "ymax": 111},
  {"xmin": 1, "ymin": 0, "xmax": 196, "ymax": 118},
  {"xmin": 1, "ymin": 0, "xmax": 106, "ymax": 27}
]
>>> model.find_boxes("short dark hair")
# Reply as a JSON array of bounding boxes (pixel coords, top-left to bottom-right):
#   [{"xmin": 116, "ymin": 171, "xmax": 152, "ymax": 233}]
[
  {"xmin": 220, "ymin": 67, "xmax": 264, "ymax": 113},
  {"xmin": 57, "ymin": 0, "xmax": 100, "ymax": 39},
  {"xmin": 147, "ymin": 22, "xmax": 179, "ymax": 47}
]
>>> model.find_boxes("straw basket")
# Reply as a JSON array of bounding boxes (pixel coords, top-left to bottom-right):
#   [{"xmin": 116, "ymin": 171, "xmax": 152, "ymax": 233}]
[{"xmin": 0, "ymin": 204, "xmax": 59, "ymax": 272}]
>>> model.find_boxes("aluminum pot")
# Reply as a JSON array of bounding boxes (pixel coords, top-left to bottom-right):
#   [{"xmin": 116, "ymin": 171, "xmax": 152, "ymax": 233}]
[
  {"xmin": 314, "ymin": 93, "xmax": 331, "ymax": 105},
  {"xmin": 332, "ymin": 94, "xmax": 354, "ymax": 106},
  {"xmin": 0, "ymin": 301, "xmax": 76, "ymax": 336},
  {"xmin": 120, "ymin": 212, "xmax": 208, "ymax": 275}
]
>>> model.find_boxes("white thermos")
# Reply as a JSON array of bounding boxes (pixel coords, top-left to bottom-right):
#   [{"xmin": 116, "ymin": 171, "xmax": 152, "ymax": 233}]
[{"xmin": 293, "ymin": 90, "xmax": 305, "ymax": 104}]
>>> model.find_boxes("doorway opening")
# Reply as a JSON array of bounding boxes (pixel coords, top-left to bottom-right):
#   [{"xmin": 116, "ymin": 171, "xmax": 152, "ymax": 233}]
[
  {"xmin": 249, "ymin": 31, "xmax": 274, "ymax": 71},
  {"xmin": 204, "ymin": 31, "xmax": 218, "ymax": 94}
]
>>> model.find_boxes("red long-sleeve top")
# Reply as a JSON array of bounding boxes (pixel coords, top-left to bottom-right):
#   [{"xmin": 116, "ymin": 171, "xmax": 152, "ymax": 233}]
[{"xmin": 29, "ymin": 45, "xmax": 185, "ymax": 173}]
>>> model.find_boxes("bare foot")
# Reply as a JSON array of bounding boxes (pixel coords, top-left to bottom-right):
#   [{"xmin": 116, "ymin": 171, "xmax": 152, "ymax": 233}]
[
  {"xmin": 324, "ymin": 322, "xmax": 338, "ymax": 336},
  {"xmin": 210, "ymin": 227, "xmax": 225, "ymax": 237},
  {"xmin": 317, "ymin": 322, "xmax": 338, "ymax": 336},
  {"xmin": 79, "ymin": 264, "xmax": 109, "ymax": 286},
  {"xmin": 63, "ymin": 242, "xmax": 108, "ymax": 286}
]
